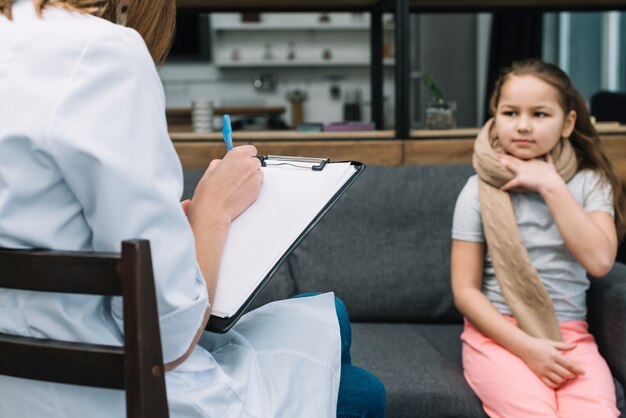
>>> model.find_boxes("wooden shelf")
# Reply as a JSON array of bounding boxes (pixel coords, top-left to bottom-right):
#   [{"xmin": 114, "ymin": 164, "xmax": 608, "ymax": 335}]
[
  {"xmin": 210, "ymin": 13, "xmax": 395, "ymax": 69},
  {"xmin": 173, "ymin": 139, "xmax": 404, "ymax": 169},
  {"xmin": 170, "ymin": 123, "xmax": 626, "ymax": 142},
  {"xmin": 408, "ymin": 123, "xmax": 626, "ymax": 139},
  {"xmin": 170, "ymin": 130, "xmax": 395, "ymax": 141},
  {"xmin": 170, "ymin": 130, "xmax": 626, "ymax": 183}
]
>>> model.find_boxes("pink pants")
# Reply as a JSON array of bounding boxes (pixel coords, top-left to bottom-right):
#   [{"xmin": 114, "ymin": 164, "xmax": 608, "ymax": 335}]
[{"xmin": 462, "ymin": 317, "xmax": 620, "ymax": 418}]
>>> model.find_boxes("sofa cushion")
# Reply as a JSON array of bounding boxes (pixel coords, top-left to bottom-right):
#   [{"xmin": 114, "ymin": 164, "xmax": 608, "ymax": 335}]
[
  {"xmin": 287, "ymin": 164, "xmax": 475, "ymax": 323},
  {"xmin": 351, "ymin": 322, "xmax": 625, "ymax": 417},
  {"xmin": 351, "ymin": 322, "xmax": 486, "ymax": 417}
]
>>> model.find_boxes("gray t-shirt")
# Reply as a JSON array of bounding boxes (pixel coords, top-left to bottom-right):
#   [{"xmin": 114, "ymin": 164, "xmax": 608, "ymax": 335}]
[{"xmin": 452, "ymin": 169, "xmax": 614, "ymax": 322}]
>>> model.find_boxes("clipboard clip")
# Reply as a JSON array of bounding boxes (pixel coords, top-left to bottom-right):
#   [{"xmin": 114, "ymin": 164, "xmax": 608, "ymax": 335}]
[{"xmin": 259, "ymin": 155, "xmax": 330, "ymax": 171}]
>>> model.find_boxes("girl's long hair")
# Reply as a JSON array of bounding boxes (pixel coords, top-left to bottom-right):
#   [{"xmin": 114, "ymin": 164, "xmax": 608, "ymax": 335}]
[
  {"xmin": 489, "ymin": 59, "xmax": 626, "ymax": 240},
  {"xmin": 0, "ymin": 0, "xmax": 176, "ymax": 64}
]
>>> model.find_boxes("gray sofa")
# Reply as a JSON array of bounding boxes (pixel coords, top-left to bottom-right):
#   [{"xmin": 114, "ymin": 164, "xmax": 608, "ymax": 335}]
[{"xmin": 184, "ymin": 164, "xmax": 626, "ymax": 417}]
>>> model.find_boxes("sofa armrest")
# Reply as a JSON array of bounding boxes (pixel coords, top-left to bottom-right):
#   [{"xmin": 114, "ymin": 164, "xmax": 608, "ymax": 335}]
[{"xmin": 587, "ymin": 262, "xmax": 626, "ymax": 386}]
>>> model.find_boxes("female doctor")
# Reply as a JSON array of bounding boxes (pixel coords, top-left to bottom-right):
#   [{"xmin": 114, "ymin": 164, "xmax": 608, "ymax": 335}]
[{"xmin": 0, "ymin": 0, "xmax": 386, "ymax": 417}]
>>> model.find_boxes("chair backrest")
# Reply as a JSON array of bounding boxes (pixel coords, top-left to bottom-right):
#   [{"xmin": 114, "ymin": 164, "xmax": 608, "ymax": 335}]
[{"xmin": 0, "ymin": 239, "xmax": 168, "ymax": 418}]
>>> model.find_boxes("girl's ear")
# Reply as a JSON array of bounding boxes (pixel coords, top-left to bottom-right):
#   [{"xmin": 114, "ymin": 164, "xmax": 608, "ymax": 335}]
[{"xmin": 562, "ymin": 110, "xmax": 577, "ymax": 138}]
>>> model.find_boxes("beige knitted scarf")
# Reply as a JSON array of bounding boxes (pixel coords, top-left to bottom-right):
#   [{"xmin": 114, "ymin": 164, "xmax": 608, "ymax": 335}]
[{"xmin": 472, "ymin": 119, "xmax": 577, "ymax": 342}]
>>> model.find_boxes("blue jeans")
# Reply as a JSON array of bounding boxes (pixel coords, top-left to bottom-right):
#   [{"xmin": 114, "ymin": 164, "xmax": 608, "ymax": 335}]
[{"xmin": 292, "ymin": 294, "xmax": 386, "ymax": 418}]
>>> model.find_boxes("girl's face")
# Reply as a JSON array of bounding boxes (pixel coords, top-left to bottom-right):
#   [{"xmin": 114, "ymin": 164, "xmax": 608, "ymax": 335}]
[{"xmin": 494, "ymin": 75, "xmax": 576, "ymax": 160}]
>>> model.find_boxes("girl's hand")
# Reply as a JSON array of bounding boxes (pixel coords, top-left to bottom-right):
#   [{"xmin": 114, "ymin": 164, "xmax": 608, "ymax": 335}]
[
  {"xmin": 187, "ymin": 145, "xmax": 263, "ymax": 227},
  {"xmin": 499, "ymin": 153, "xmax": 563, "ymax": 194},
  {"xmin": 519, "ymin": 337, "xmax": 585, "ymax": 389}
]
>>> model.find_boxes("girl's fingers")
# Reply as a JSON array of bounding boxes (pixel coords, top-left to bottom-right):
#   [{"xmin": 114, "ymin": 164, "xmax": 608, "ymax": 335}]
[
  {"xmin": 554, "ymin": 342, "xmax": 576, "ymax": 351},
  {"xmin": 547, "ymin": 371, "xmax": 565, "ymax": 386},
  {"xmin": 552, "ymin": 342, "xmax": 585, "ymax": 375},
  {"xmin": 541, "ymin": 376, "xmax": 558, "ymax": 389},
  {"xmin": 557, "ymin": 357, "xmax": 585, "ymax": 376},
  {"xmin": 553, "ymin": 363, "xmax": 577, "ymax": 380}
]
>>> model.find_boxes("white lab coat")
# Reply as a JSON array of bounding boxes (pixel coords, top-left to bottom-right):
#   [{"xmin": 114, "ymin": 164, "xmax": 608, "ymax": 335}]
[{"xmin": 0, "ymin": 2, "xmax": 341, "ymax": 417}]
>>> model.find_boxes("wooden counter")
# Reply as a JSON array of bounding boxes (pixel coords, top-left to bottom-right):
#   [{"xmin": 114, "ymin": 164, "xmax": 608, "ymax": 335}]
[
  {"xmin": 171, "ymin": 125, "xmax": 626, "ymax": 180},
  {"xmin": 172, "ymin": 130, "xmax": 401, "ymax": 168},
  {"xmin": 174, "ymin": 140, "xmax": 403, "ymax": 169},
  {"xmin": 170, "ymin": 123, "xmax": 626, "ymax": 142},
  {"xmin": 404, "ymin": 124, "xmax": 626, "ymax": 180},
  {"xmin": 170, "ymin": 130, "xmax": 395, "ymax": 141}
]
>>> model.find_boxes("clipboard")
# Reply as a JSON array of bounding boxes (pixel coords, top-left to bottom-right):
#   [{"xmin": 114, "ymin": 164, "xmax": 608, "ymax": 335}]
[{"xmin": 206, "ymin": 156, "xmax": 365, "ymax": 333}]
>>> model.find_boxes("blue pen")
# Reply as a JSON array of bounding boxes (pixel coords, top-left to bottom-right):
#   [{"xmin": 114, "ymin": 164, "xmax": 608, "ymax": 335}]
[{"xmin": 222, "ymin": 114, "xmax": 233, "ymax": 151}]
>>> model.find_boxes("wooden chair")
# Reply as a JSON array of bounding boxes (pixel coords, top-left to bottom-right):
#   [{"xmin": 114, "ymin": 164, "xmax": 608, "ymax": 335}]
[{"xmin": 0, "ymin": 240, "xmax": 168, "ymax": 418}]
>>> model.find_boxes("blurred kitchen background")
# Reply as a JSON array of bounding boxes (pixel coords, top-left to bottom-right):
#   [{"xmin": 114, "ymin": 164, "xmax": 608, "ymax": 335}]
[{"xmin": 159, "ymin": 10, "xmax": 626, "ymax": 132}]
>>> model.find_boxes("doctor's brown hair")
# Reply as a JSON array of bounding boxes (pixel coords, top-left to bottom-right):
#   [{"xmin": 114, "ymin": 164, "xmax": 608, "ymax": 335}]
[
  {"xmin": 0, "ymin": 0, "xmax": 176, "ymax": 64},
  {"xmin": 489, "ymin": 59, "xmax": 626, "ymax": 240}
]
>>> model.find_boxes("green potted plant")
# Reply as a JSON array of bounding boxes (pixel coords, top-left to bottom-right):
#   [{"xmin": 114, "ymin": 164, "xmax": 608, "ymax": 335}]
[{"xmin": 422, "ymin": 73, "xmax": 455, "ymax": 129}]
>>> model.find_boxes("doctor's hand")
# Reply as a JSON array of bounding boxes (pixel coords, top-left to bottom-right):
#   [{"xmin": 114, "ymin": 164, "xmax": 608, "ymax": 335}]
[{"xmin": 187, "ymin": 145, "xmax": 263, "ymax": 227}]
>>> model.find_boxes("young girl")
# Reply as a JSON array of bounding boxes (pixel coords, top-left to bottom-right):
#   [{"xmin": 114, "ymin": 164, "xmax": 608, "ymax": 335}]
[
  {"xmin": 0, "ymin": 1, "xmax": 385, "ymax": 417},
  {"xmin": 451, "ymin": 59, "xmax": 625, "ymax": 418}
]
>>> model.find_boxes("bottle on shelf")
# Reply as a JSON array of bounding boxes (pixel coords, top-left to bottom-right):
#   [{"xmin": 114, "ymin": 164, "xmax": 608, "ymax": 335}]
[
  {"xmin": 343, "ymin": 88, "xmax": 362, "ymax": 122},
  {"xmin": 287, "ymin": 42, "xmax": 296, "ymax": 61},
  {"xmin": 263, "ymin": 43, "xmax": 274, "ymax": 60}
]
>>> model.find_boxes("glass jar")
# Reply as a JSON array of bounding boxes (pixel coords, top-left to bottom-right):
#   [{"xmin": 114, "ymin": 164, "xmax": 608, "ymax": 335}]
[{"xmin": 425, "ymin": 102, "xmax": 455, "ymax": 130}]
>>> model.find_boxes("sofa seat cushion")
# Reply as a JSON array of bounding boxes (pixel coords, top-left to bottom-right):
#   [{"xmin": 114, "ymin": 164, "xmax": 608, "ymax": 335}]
[
  {"xmin": 618, "ymin": 380, "xmax": 626, "ymax": 413},
  {"xmin": 288, "ymin": 165, "xmax": 475, "ymax": 323},
  {"xmin": 351, "ymin": 322, "xmax": 486, "ymax": 418},
  {"xmin": 351, "ymin": 322, "xmax": 625, "ymax": 417}
]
